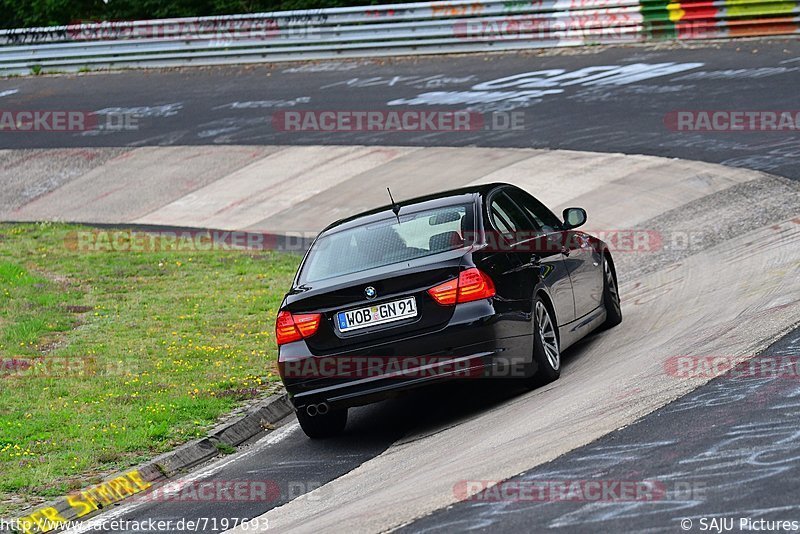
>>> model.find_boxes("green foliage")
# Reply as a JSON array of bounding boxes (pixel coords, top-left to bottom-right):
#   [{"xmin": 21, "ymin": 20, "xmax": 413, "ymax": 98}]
[
  {"xmin": 215, "ymin": 441, "xmax": 237, "ymax": 454},
  {"xmin": 1, "ymin": 0, "xmax": 404, "ymax": 29},
  {"xmin": 0, "ymin": 223, "xmax": 300, "ymax": 516}
]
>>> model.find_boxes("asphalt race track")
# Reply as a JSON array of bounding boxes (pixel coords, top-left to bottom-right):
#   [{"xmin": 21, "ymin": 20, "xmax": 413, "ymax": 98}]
[
  {"xmin": 1, "ymin": 39, "xmax": 800, "ymax": 180},
  {"xmin": 404, "ymin": 327, "xmax": 800, "ymax": 533},
  {"xmin": 1, "ymin": 37, "xmax": 799, "ymax": 534}
]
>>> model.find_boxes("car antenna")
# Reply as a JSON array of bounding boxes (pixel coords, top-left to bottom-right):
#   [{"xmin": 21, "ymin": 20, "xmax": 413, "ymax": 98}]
[{"xmin": 387, "ymin": 187, "xmax": 401, "ymax": 223}]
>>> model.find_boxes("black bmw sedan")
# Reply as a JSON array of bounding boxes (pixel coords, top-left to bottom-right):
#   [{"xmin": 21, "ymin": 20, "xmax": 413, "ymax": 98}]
[{"xmin": 275, "ymin": 183, "xmax": 622, "ymax": 438}]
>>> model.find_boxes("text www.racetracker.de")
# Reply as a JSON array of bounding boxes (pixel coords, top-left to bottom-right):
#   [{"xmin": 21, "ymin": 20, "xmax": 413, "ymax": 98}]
[{"xmin": 2, "ymin": 517, "xmax": 269, "ymax": 533}]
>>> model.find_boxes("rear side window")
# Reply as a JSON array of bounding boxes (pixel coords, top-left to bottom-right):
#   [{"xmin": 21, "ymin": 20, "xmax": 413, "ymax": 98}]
[
  {"xmin": 488, "ymin": 192, "xmax": 531, "ymax": 242},
  {"xmin": 506, "ymin": 189, "xmax": 563, "ymax": 234},
  {"xmin": 299, "ymin": 204, "xmax": 472, "ymax": 283}
]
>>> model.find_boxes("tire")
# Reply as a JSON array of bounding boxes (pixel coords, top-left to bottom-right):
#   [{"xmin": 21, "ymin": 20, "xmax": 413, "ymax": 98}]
[
  {"xmin": 296, "ymin": 407, "xmax": 348, "ymax": 439},
  {"xmin": 526, "ymin": 297, "xmax": 561, "ymax": 387},
  {"xmin": 601, "ymin": 254, "xmax": 622, "ymax": 329}
]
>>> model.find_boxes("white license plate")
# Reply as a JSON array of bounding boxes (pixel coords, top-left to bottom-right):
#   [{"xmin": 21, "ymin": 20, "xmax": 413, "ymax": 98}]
[{"xmin": 337, "ymin": 297, "xmax": 417, "ymax": 332}]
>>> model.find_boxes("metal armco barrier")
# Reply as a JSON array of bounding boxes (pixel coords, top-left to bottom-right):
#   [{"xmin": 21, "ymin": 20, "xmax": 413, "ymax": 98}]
[{"xmin": 1, "ymin": 0, "xmax": 799, "ymax": 75}]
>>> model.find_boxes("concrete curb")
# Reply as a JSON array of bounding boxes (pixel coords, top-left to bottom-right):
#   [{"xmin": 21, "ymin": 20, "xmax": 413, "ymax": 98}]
[
  {"xmin": 207, "ymin": 394, "xmax": 294, "ymax": 447},
  {"xmin": 9, "ymin": 393, "xmax": 293, "ymax": 534}
]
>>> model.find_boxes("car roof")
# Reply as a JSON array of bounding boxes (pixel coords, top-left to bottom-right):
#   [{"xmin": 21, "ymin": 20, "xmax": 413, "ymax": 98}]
[{"xmin": 320, "ymin": 182, "xmax": 514, "ymax": 234}]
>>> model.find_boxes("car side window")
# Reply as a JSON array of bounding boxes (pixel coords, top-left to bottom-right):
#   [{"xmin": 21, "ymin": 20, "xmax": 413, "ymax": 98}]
[
  {"xmin": 488, "ymin": 192, "xmax": 531, "ymax": 243},
  {"xmin": 506, "ymin": 189, "xmax": 563, "ymax": 234}
]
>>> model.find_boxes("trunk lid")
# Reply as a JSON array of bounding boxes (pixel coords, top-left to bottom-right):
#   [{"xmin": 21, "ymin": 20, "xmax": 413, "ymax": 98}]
[{"xmin": 283, "ymin": 249, "xmax": 465, "ymax": 355}]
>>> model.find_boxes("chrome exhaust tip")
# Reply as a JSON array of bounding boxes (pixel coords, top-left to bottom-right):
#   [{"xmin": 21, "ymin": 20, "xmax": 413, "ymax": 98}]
[
  {"xmin": 317, "ymin": 402, "xmax": 329, "ymax": 415},
  {"xmin": 306, "ymin": 404, "xmax": 318, "ymax": 417}
]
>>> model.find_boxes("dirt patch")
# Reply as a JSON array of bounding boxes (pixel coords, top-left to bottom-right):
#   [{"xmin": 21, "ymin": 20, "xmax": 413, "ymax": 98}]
[{"xmin": 64, "ymin": 305, "xmax": 94, "ymax": 313}]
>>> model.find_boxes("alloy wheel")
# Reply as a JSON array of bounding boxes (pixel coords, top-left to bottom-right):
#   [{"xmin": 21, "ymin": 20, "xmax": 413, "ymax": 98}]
[
  {"xmin": 605, "ymin": 260, "xmax": 620, "ymax": 311},
  {"xmin": 535, "ymin": 300, "xmax": 560, "ymax": 371}
]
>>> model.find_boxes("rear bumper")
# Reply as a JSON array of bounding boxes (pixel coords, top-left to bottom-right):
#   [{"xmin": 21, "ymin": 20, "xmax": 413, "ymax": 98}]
[
  {"xmin": 289, "ymin": 348, "xmax": 500, "ymax": 410},
  {"xmin": 278, "ymin": 300, "xmax": 533, "ymax": 410}
]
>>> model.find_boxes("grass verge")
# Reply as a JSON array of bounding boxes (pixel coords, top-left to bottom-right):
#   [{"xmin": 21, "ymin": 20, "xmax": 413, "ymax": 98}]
[{"xmin": 0, "ymin": 223, "xmax": 300, "ymax": 516}]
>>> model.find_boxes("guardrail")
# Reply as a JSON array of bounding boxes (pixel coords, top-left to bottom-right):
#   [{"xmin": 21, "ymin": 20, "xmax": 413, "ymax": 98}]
[{"xmin": 1, "ymin": 0, "xmax": 799, "ymax": 75}]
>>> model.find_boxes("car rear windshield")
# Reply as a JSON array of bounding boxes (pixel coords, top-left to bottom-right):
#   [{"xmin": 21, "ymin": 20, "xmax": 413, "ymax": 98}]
[{"xmin": 299, "ymin": 204, "xmax": 473, "ymax": 284}]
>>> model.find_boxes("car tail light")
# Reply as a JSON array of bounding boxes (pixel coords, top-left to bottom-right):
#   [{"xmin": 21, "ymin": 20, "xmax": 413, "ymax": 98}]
[
  {"xmin": 276, "ymin": 310, "xmax": 321, "ymax": 345},
  {"xmin": 457, "ymin": 268, "xmax": 496, "ymax": 302},
  {"xmin": 428, "ymin": 268, "xmax": 496, "ymax": 306},
  {"xmin": 428, "ymin": 279, "xmax": 459, "ymax": 305}
]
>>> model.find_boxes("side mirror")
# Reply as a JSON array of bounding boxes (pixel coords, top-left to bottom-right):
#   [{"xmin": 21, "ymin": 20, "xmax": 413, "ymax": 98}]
[{"xmin": 562, "ymin": 207, "xmax": 587, "ymax": 229}]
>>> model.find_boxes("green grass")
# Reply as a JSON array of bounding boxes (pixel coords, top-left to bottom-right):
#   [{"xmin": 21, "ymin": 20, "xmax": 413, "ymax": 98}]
[
  {"xmin": 214, "ymin": 442, "xmax": 237, "ymax": 455},
  {"xmin": 0, "ymin": 223, "xmax": 300, "ymax": 516}
]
